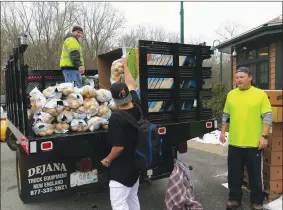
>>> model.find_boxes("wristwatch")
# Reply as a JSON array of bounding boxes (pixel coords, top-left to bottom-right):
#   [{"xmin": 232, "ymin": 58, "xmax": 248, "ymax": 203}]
[{"xmin": 262, "ymin": 135, "xmax": 268, "ymax": 140}]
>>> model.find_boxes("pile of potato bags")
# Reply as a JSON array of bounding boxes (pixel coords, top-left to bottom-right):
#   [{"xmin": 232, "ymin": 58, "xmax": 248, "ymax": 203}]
[{"xmin": 29, "ymin": 82, "xmax": 117, "ymax": 137}]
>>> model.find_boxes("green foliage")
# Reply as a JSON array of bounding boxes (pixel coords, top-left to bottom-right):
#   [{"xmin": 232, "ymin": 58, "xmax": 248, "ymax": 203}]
[{"xmin": 206, "ymin": 84, "xmax": 228, "ymax": 128}]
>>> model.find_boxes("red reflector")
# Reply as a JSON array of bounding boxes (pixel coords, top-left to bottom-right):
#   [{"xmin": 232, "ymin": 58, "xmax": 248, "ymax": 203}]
[
  {"xmin": 79, "ymin": 158, "xmax": 93, "ymax": 172},
  {"xmin": 158, "ymin": 127, "xmax": 166, "ymax": 135},
  {"xmin": 41, "ymin": 141, "xmax": 53, "ymax": 151},
  {"xmin": 206, "ymin": 122, "xmax": 213, "ymax": 128}
]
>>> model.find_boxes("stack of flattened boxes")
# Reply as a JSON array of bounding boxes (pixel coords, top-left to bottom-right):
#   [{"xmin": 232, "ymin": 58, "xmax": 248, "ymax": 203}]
[
  {"xmin": 243, "ymin": 90, "xmax": 283, "ymax": 194},
  {"xmin": 263, "ymin": 90, "xmax": 283, "ymax": 194}
]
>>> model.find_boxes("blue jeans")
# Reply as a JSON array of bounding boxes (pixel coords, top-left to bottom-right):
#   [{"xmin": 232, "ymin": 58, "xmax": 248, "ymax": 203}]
[{"xmin": 62, "ymin": 70, "xmax": 82, "ymax": 88}]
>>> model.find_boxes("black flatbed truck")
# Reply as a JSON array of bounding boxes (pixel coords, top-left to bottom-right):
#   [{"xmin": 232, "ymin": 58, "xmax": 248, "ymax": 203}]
[{"xmin": 4, "ymin": 37, "xmax": 217, "ymax": 203}]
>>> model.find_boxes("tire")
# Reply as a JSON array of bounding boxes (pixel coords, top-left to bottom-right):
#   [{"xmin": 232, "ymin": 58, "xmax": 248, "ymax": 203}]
[
  {"xmin": 6, "ymin": 129, "xmax": 18, "ymax": 151},
  {"xmin": 16, "ymin": 148, "xmax": 31, "ymax": 203}
]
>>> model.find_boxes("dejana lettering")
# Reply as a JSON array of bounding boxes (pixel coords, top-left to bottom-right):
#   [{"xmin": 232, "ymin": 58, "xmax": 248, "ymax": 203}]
[{"xmin": 27, "ymin": 163, "xmax": 67, "ymax": 178}]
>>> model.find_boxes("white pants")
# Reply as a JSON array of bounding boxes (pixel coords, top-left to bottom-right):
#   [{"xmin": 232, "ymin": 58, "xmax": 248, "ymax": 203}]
[{"xmin": 109, "ymin": 179, "xmax": 140, "ymax": 210}]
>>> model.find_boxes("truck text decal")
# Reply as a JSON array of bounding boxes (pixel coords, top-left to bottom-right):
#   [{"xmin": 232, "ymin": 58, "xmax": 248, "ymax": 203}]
[{"xmin": 27, "ymin": 163, "xmax": 67, "ymax": 177}]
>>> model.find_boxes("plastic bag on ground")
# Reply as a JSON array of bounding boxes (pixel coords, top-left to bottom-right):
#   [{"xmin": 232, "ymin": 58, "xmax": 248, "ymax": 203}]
[
  {"xmin": 263, "ymin": 195, "xmax": 282, "ymax": 210},
  {"xmin": 42, "ymin": 98, "xmax": 65, "ymax": 116},
  {"xmin": 87, "ymin": 116, "xmax": 104, "ymax": 131},
  {"xmin": 33, "ymin": 121, "xmax": 54, "ymax": 137},
  {"xmin": 42, "ymin": 85, "xmax": 62, "ymax": 99},
  {"xmin": 33, "ymin": 111, "xmax": 55, "ymax": 124},
  {"xmin": 70, "ymin": 119, "xmax": 89, "ymax": 132},
  {"xmin": 97, "ymin": 102, "xmax": 112, "ymax": 119},
  {"xmin": 67, "ymin": 93, "xmax": 84, "ymax": 109},
  {"xmin": 95, "ymin": 89, "xmax": 112, "ymax": 103}
]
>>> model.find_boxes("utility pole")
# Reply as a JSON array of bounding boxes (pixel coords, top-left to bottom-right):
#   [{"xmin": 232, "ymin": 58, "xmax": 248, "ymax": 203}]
[{"xmin": 180, "ymin": 1, "xmax": 184, "ymax": 44}]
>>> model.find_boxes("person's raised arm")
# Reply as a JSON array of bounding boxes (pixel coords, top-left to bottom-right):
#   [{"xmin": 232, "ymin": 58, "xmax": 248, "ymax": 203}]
[{"xmin": 122, "ymin": 57, "xmax": 136, "ymax": 91}]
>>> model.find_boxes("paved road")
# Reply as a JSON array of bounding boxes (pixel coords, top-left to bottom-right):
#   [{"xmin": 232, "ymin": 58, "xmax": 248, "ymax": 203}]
[{"xmin": 1, "ymin": 142, "xmax": 252, "ymax": 210}]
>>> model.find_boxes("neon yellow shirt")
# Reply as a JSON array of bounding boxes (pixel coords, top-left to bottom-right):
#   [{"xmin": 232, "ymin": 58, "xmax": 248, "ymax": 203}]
[{"xmin": 223, "ymin": 86, "xmax": 272, "ymax": 147}]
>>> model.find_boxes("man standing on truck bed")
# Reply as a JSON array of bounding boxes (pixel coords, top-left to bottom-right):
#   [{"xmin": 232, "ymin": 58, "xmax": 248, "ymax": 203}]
[
  {"xmin": 220, "ymin": 67, "xmax": 272, "ymax": 210},
  {"xmin": 101, "ymin": 57, "xmax": 141, "ymax": 210},
  {"xmin": 60, "ymin": 26, "xmax": 85, "ymax": 88}
]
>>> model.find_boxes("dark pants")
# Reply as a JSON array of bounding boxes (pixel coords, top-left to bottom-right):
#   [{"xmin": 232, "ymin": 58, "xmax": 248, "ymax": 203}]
[{"xmin": 228, "ymin": 145, "xmax": 264, "ymax": 205}]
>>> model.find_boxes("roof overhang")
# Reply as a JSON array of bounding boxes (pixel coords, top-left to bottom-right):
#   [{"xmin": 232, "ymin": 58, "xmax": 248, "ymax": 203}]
[{"xmin": 215, "ymin": 24, "xmax": 283, "ymax": 54}]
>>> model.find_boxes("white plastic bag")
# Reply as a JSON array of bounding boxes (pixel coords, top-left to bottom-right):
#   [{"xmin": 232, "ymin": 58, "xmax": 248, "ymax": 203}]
[
  {"xmin": 67, "ymin": 93, "xmax": 84, "ymax": 109},
  {"xmin": 70, "ymin": 119, "xmax": 89, "ymax": 132},
  {"xmin": 80, "ymin": 85, "xmax": 96, "ymax": 98},
  {"xmin": 57, "ymin": 82, "xmax": 74, "ymax": 96},
  {"xmin": 33, "ymin": 111, "xmax": 55, "ymax": 124},
  {"xmin": 56, "ymin": 110, "xmax": 73, "ymax": 123},
  {"xmin": 53, "ymin": 122, "xmax": 70, "ymax": 134},
  {"xmin": 72, "ymin": 106, "xmax": 87, "ymax": 120},
  {"xmin": 32, "ymin": 121, "xmax": 54, "ymax": 137},
  {"xmin": 42, "ymin": 85, "xmax": 62, "ymax": 99},
  {"xmin": 108, "ymin": 98, "xmax": 117, "ymax": 110},
  {"xmin": 110, "ymin": 49, "xmax": 129, "ymax": 84},
  {"xmin": 95, "ymin": 89, "xmax": 112, "ymax": 103},
  {"xmin": 29, "ymin": 87, "xmax": 47, "ymax": 113},
  {"xmin": 97, "ymin": 102, "xmax": 112, "ymax": 119},
  {"xmin": 87, "ymin": 116, "xmax": 104, "ymax": 131},
  {"xmin": 42, "ymin": 98, "xmax": 65, "ymax": 116},
  {"xmin": 83, "ymin": 98, "xmax": 99, "ymax": 118}
]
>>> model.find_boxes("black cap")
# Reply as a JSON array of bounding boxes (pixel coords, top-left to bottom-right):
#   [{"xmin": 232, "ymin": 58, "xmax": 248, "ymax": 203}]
[
  {"xmin": 72, "ymin": 26, "xmax": 83, "ymax": 33},
  {"xmin": 236, "ymin": 67, "xmax": 251, "ymax": 76},
  {"xmin": 110, "ymin": 82, "xmax": 132, "ymax": 106}
]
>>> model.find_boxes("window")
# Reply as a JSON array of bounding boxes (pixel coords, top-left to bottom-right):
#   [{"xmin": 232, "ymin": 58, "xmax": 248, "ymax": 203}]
[
  {"xmin": 257, "ymin": 46, "xmax": 269, "ymax": 57},
  {"xmin": 247, "ymin": 49, "xmax": 256, "ymax": 60},
  {"xmin": 257, "ymin": 61, "xmax": 269, "ymax": 89}
]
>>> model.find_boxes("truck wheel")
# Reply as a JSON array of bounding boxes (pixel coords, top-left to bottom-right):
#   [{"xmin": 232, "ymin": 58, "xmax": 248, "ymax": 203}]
[
  {"xmin": 6, "ymin": 129, "xmax": 18, "ymax": 151},
  {"xmin": 16, "ymin": 148, "xmax": 31, "ymax": 203}
]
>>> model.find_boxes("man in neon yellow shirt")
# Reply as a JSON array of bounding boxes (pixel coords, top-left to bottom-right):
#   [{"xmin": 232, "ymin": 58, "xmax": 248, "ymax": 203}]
[
  {"xmin": 220, "ymin": 67, "xmax": 272, "ymax": 210},
  {"xmin": 60, "ymin": 26, "xmax": 85, "ymax": 87}
]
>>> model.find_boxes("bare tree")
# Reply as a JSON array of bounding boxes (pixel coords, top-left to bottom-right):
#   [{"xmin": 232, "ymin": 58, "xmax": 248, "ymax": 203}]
[{"xmin": 215, "ymin": 20, "xmax": 245, "ymax": 41}]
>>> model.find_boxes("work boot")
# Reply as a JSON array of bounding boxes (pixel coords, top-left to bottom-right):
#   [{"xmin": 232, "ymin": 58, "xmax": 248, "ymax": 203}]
[
  {"xmin": 250, "ymin": 204, "xmax": 263, "ymax": 210},
  {"xmin": 226, "ymin": 201, "xmax": 241, "ymax": 210}
]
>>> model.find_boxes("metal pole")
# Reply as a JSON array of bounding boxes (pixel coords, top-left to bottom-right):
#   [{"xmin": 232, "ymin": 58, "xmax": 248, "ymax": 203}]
[
  {"xmin": 220, "ymin": 52, "xmax": 223, "ymax": 83},
  {"xmin": 180, "ymin": 1, "xmax": 184, "ymax": 44}
]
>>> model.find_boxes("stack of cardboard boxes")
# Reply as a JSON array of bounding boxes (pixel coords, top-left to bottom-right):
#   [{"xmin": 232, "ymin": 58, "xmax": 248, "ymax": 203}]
[
  {"xmin": 263, "ymin": 90, "xmax": 283, "ymax": 194},
  {"xmin": 243, "ymin": 90, "xmax": 282, "ymax": 195}
]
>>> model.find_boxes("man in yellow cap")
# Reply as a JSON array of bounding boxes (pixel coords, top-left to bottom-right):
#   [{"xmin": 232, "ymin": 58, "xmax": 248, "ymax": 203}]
[{"xmin": 60, "ymin": 26, "xmax": 85, "ymax": 87}]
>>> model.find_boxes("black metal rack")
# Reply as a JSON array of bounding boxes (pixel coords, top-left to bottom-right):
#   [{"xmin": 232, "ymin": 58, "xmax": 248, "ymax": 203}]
[
  {"xmin": 138, "ymin": 40, "xmax": 214, "ymax": 124},
  {"xmin": 4, "ymin": 37, "xmax": 98, "ymax": 138}
]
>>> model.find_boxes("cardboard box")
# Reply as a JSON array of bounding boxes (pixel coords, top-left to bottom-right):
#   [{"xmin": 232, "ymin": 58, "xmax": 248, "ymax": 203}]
[
  {"xmin": 269, "ymin": 123, "xmax": 283, "ymax": 138},
  {"xmin": 264, "ymin": 90, "xmax": 283, "ymax": 106},
  {"xmin": 272, "ymin": 106, "xmax": 283, "ymax": 122},
  {"xmin": 264, "ymin": 149, "xmax": 283, "ymax": 166},
  {"xmin": 264, "ymin": 180, "xmax": 283, "ymax": 194},
  {"xmin": 263, "ymin": 162, "xmax": 283, "ymax": 180},
  {"xmin": 267, "ymin": 135, "xmax": 282, "ymax": 152}
]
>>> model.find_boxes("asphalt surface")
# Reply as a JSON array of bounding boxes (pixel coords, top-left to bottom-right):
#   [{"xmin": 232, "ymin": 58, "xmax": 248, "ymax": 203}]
[{"xmin": 1, "ymin": 142, "xmax": 252, "ymax": 210}]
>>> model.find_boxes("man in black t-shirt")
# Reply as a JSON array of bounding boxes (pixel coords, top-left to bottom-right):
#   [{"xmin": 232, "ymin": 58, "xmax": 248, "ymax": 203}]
[{"xmin": 101, "ymin": 57, "xmax": 141, "ymax": 210}]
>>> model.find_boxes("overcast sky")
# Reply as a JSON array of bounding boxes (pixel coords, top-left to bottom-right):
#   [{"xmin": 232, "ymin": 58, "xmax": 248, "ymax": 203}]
[{"xmin": 110, "ymin": 1, "xmax": 282, "ymax": 46}]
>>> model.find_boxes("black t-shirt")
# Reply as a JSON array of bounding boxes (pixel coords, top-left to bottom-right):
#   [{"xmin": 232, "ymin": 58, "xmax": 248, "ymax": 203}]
[{"xmin": 106, "ymin": 90, "xmax": 141, "ymax": 187}]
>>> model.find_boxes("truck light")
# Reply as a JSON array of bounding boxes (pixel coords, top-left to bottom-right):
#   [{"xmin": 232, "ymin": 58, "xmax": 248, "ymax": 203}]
[
  {"xmin": 41, "ymin": 141, "xmax": 53, "ymax": 151},
  {"xmin": 206, "ymin": 122, "xmax": 213, "ymax": 128},
  {"xmin": 158, "ymin": 127, "xmax": 166, "ymax": 135}
]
